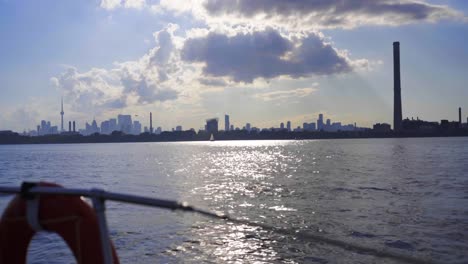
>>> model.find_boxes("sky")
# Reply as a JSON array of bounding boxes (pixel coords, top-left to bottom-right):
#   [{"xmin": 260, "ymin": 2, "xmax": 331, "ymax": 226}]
[{"xmin": 0, "ymin": 0, "xmax": 467, "ymax": 132}]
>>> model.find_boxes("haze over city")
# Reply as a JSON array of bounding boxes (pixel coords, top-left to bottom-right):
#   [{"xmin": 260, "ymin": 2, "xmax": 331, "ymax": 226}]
[{"xmin": 1, "ymin": 0, "xmax": 468, "ymax": 132}]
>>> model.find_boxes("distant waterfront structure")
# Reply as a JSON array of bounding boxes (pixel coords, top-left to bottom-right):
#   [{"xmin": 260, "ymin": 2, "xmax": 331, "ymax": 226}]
[
  {"xmin": 206, "ymin": 118, "xmax": 219, "ymax": 134},
  {"xmin": 37, "ymin": 120, "xmax": 58, "ymax": 135},
  {"xmin": 246, "ymin": 123, "xmax": 251, "ymax": 132},
  {"xmin": 280, "ymin": 122, "xmax": 284, "ymax": 130},
  {"xmin": 133, "ymin": 121, "xmax": 142, "ymax": 135},
  {"xmin": 73, "ymin": 121, "xmax": 76, "ymax": 132},
  {"xmin": 150, "ymin": 112, "xmax": 153, "ymax": 134},
  {"xmin": 68, "ymin": 121, "xmax": 71, "ymax": 132},
  {"xmin": 225, "ymin": 115, "xmax": 230, "ymax": 131},
  {"xmin": 317, "ymin": 114, "xmax": 324, "ymax": 130},
  {"xmin": 118, "ymin": 115, "xmax": 132, "ymax": 134},
  {"xmin": 459, "ymin": 107, "xmax": 462, "ymax": 126},
  {"xmin": 393, "ymin": 41, "xmax": 403, "ymax": 131},
  {"xmin": 60, "ymin": 97, "xmax": 64, "ymax": 132},
  {"xmin": 176, "ymin": 125, "xmax": 182, "ymax": 131},
  {"xmin": 373, "ymin": 123, "xmax": 391, "ymax": 132},
  {"xmin": 303, "ymin": 122, "xmax": 316, "ymax": 131},
  {"xmin": 287, "ymin": 121, "xmax": 291, "ymax": 132},
  {"xmin": 83, "ymin": 119, "xmax": 99, "ymax": 135},
  {"xmin": 101, "ymin": 120, "xmax": 110, "ymax": 134},
  {"xmin": 108, "ymin": 119, "xmax": 117, "ymax": 132}
]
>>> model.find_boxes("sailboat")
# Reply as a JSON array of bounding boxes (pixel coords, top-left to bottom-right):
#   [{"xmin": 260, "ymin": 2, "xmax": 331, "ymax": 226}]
[{"xmin": 210, "ymin": 133, "xmax": 215, "ymax": 141}]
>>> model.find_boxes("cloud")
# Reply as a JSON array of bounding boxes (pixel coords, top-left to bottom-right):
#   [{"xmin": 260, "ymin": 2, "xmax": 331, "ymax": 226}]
[
  {"xmin": 253, "ymin": 87, "xmax": 318, "ymax": 102},
  {"xmin": 108, "ymin": 0, "xmax": 464, "ymax": 30},
  {"xmin": 181, "ymin": 28, "xmax": 353, "ymax": 82},
  {"xmin": 199, "ymin": 78, "xmax": 228, "ymax": 87},
  {"xmin": 100, "ymin": 0, "xmax": 121, "ymax": 10},
  {"xmin": 100, "ymin": 0, "xmax": 145, "ymax": 10},
  {"xmin": 52, "ymin": 26, "xmax": 181, "ymax": 114},
  {"xmin": 202, "ymin": 0, "xmax": 465, "ymax": 29}
]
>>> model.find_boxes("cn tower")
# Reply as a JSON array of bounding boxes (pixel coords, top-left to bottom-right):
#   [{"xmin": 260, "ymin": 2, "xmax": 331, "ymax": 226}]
[{"xmin": 60, "ymin": 97, "xmax": 64, "ymax": 132}]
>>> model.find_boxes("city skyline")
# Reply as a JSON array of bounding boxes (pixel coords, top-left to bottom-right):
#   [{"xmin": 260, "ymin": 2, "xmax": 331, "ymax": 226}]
[
  {"xmin": 1, "ymin": 1, "xmax": 468, "ymax": 132},
  {"xmin": 24, "ymin": 94, "xmax": 372, "ymax": 136}
]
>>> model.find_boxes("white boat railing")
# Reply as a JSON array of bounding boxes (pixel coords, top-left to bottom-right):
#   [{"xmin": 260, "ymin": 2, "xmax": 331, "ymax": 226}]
[{"xmin": 0, "ymin": 183, "xmax": 435, "ymax": 264}]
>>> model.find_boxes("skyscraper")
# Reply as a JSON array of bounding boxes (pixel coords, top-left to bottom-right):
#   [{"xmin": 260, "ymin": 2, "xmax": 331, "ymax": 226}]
[
  {"xmin": 225, "ymin": 115, "xmax": 230, "ymax": 131},
  {"xmin": 393, "ymin": 42, "xmax": 403, "ymax": 132},
  {"xmin": 150, "ymin": 112, "xmax": 153, "ymax": 134},
  {"xmin": 206, "ymin": 118, "xmax": 218, "ymax": 134},
  {"xmin": 133, "ymin": 120, "xmax": 142, "ymax": 135},
  {"xmin": 118, "ymin": 114, "xmax": 132, "ymax": 134},
  {"xmin": 60, "ymin": 97, "xmax": 64, "ymax": 132},
  {"xmin": 287, "ymin": 121, "xmax": 291, "ymax": 132},
  {"xmin": 317, "ymin": 114, "xmax": 324, "ymax": 130}
]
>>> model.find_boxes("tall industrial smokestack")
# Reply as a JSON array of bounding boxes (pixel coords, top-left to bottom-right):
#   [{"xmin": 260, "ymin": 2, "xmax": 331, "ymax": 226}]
[
  {"xmin": 459, "ymin": 107, "xmax": 462, "ymax": 126},
  {"xmin": 73, "ymin": 121, "xmax": 76, "ymax": 133},
  {"xmin": 69, "ymin": 121, "xmax": 71, "ymax": 132},
  {"xmin": 150, "ymin": 112, "xmax": 153, "ymax": 134},
  {"xmin": 60, "ymin": 97, "xmax": 64, "ymax": 132},
  {"xmin": 393, "ymin": 42, "xmax": 403, "ymax": 132}
]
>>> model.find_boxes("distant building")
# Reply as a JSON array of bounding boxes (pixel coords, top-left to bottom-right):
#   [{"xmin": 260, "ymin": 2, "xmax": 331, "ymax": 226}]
[
  {"xmin": 118, "ymin": 115, "xmax": 132, "ymax": 134},
  {"xmin": 176, "ymin": 125, "xmax": 182, "ymax": 131},
  {"xmin": 206, "ymin": 118, "xmax": 218, "ymax": 134},
  {"xmin": 246, "ymin": 123, "xmax": 251, "ymax": 132},
  {"xmin": 150, "ymin": 112, "xmax": 153, "ymax": 134},
  {"xmin": 303, "ymin": 122, "xmax": 316, "ymax": 131},
  {"xmin": 402, "ymin": 118, "xmax": 438, "ymax": 131},
  {"xmin": 317, "ymin": 114, "xmax": 324, "ymax": 130},
  {"xmin": 101, "ymin": 120, "xmax": 111, "ymax": 134},
  {"xmin": 280, "ymin": 122, "xmax": 284, "ymax": 130},
  {"xmin": 0, "ymin": 130, "xmax": 15, "ymax": 135},
  {"xmin": 83, "ymin": 119, "xmax": 99, "ymax": 135},
  {"xmin": 230, "ymin": 125, "xmax": 234, "ymax": 131},
  {"xmin": 287, "ymin": 121, "xmax": 291, "ymax": 132},
  {"xmin": 109, "ymin": 119, "xmax": 117, "ymax": 133},
  {"xmin": 37, "ymin": 120, "xmax": 59, "ymax": 135},
  {"xmin": 373, "ymin": 123, "xmax": 391, "ymax": 132},
  {"xmin": 133, "ymin": 120, "xmax": 142, "ymax": 135},
  {"xmin": 225, "ymin": 115, "xmax": 230, "ymax": 131}
]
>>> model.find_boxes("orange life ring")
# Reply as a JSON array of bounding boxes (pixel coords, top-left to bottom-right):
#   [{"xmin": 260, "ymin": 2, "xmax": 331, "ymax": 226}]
[{"xmin": 0, "ymin": 182, "xmax": 120, "ymax": 264}]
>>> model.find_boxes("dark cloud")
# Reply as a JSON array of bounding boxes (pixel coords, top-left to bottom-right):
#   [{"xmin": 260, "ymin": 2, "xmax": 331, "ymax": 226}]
[
  {"xmin": 181, "ymin": 28, "xmax": 351, "ymax": 82},
  {"xmin": 203, "ymin": 0, "xmax": 461, "ymax": 27}
]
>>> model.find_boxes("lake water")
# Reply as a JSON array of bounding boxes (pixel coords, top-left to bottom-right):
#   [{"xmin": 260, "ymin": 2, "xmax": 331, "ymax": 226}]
[{"xmin": 0, "ymin": 138, "xmax": 467, "ymax": 263}]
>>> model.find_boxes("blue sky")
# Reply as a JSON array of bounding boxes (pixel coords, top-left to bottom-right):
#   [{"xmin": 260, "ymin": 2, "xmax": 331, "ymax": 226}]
[{"xmin": 0, "ymin": 0, "xmax": 467, "ymax": 132}]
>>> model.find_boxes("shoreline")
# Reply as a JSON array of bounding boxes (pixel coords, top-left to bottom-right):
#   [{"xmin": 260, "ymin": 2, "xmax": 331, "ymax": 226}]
[{"xmin": 1, "ymin": 130, "xmax": 468, "ymax": 145}]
